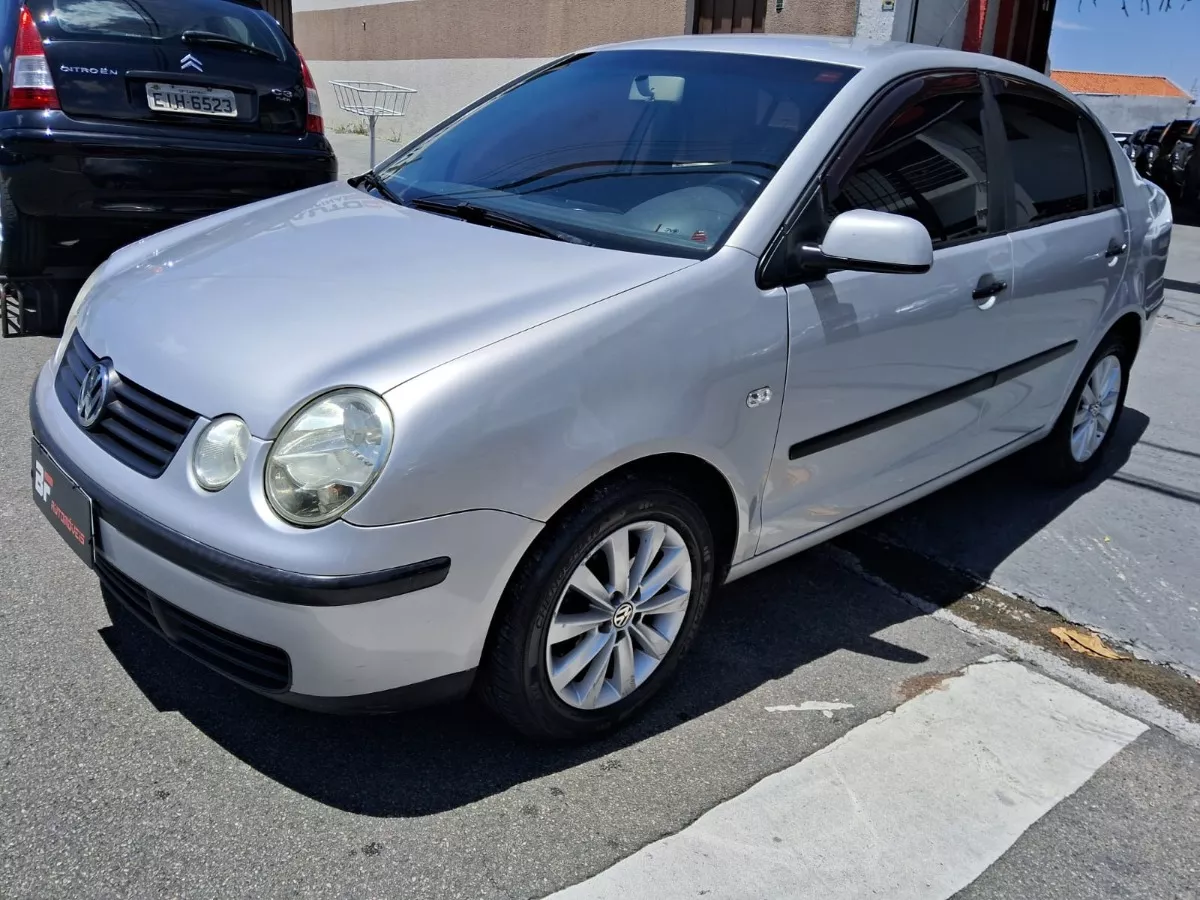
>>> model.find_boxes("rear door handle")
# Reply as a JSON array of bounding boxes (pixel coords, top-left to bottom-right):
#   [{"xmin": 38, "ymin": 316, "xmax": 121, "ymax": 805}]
[
  {"xmin": 972, "ymin": 275, "xmax": 1009, "ymax": 302},
  {"xmin": 1105, "ymin": 241, "xmax": 1128, "ymax": 259}
]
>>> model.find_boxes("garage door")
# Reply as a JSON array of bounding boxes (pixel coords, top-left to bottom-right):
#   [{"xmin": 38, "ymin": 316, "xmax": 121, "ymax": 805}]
[{"xmin": 693, "ymin": 0, "xmax": 768, "ymax": 33}]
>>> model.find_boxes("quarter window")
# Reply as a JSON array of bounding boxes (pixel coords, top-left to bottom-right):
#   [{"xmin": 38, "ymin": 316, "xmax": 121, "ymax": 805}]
[
  {"xmin": 996, "ymin": 93, "xmax": 1088, "ymax": 227},
  {"xmin": 829, "ymin": 86, "xmax": 991, "ymax": 246},
  {"xmin": 1079, "ymin": 118, "xmax": 1118, "ymax": 208}
]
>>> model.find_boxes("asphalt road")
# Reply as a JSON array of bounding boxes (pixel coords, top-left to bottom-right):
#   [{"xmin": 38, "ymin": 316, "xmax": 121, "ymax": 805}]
[{"xmin": 2, "ymin": 204, "xmax": 1199, "ymax": 900}]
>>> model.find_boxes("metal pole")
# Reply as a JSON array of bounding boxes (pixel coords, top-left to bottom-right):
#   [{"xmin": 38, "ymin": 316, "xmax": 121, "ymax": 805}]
[{"xmin": 369, "ymin": 114, "xmax": 377, "ymax": 169}]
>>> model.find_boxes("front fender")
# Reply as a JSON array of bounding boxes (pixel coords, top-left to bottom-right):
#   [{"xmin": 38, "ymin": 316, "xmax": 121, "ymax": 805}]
[{"xmin": 344, "ymin": 249, "xmax": 789, "ymax": 567}]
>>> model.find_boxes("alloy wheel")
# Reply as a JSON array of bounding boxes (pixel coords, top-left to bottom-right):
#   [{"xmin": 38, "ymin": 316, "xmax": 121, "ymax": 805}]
[
  {"xmin": 1070, "ymin": 354, "xmax": 1122, "ymax": 463},
  {"xmin": 545, "ymin": 520, "xmax": 692, "ymax": 710}
]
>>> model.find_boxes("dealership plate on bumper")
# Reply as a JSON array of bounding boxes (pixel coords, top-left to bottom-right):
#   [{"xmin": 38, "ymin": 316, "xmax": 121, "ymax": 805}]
[
  {"xmin": 31, "ymin": 439, "xmax": 95, "ymax": 568},
  {"xmin": 146, "ymin": 82, "xmax": 237, "ymax": 117}
]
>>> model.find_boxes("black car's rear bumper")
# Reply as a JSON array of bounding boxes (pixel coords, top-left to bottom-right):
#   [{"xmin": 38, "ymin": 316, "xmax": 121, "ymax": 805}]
[{"xmin": 0, "ymin": 120, "xmax": 336, "ymax": 222}]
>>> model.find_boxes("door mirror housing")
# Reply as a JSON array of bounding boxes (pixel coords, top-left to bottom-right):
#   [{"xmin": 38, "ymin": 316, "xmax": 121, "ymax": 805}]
[{"xmin": 799, "ymin": 209, "xmax": 934, "ymax": 275}]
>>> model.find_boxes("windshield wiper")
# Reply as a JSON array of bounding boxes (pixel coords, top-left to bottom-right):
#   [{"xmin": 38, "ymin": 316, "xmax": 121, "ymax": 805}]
[
  {"xmin": 352, "ymin": 170, "xmax": 404, "ymax": 206},
  {"xmin": 180, "ymin": 31, "xmax": 278, "ymax": 59},
  {"xmin": 408, "ymin": 196, "xmax": 592, "ymax": 245}
]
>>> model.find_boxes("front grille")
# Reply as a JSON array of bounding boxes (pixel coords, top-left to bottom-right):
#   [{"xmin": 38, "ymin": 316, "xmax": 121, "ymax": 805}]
[
  {"xmin": 55, "ymin": 332, "xmax": 199, "ymax": 478},
  {"xmin": 97, "ymin": 555, "xmax": 292, "ymax": 693}
]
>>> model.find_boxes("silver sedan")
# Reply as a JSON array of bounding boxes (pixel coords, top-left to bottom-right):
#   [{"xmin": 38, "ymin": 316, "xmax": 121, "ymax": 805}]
[{"xmin": 29, "ymin": 35, "xmax": 1172, "ymax": 739}]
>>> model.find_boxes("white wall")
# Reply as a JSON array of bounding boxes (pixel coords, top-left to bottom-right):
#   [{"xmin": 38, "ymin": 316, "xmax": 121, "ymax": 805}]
[
  {"xmin": 310, "ymin": 57, "xmax": 552, "ymax": 143},
  {"xmin": 856, "ymin": 0, "xmax": 897, "ymax": 41}
]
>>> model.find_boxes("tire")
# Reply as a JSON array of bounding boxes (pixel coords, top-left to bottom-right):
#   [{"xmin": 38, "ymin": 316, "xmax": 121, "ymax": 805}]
[
  {"xmin": 1033, "ymin": 334, "xmax": 1131, "ymax": 485},
  {"xmin": 480, "ymin": 474, "xmax": 715, "ymax": 741},
  {"xmin": 0, "ymin": 177, "xmax": 48, "ymax": 276}
]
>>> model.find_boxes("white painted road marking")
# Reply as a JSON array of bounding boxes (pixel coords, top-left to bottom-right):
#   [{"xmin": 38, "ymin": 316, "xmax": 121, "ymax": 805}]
[
  {"xmin": 765, "ymin": 701, "xmax": 855, "ymax": 717},
  {"xmin": 547, "ymin": 660, "xmax": 1147, "ymax": 900}
]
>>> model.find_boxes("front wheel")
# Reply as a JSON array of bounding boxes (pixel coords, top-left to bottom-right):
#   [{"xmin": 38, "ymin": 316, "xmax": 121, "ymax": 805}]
[
  {"xmin": 480, "ymin": 476, "xmax": 715, "ymax": 741},
  {"xmin": 1033, "ymin": 336, "xmax": 1130, "ymax": 484}
]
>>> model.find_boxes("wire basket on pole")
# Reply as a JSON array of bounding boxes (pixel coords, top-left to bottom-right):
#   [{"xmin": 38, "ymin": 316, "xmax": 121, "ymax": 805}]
[{"xmin": 328, "ymin": 81, "xmax": 417, "ymax": 169}]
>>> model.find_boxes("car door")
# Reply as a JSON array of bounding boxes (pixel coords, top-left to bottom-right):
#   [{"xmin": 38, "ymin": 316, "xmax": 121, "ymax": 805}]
[
  {"xmin": 974, "ymin": 79, "xmax": 1130, "ymax": 446},
  {"xmin": 756, "ymin": 72, "xmax": 1015, "ymax": 554}
]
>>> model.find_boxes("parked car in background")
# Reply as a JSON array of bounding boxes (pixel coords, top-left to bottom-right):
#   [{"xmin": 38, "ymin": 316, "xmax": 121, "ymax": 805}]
[
  {"xmin": 1135, "ymin": 123, "xmax": 1166, "ymax": 177},
  {"xmin": 1169, "ymin": 119, "xmax": 1199, "ymax": 206},
  {"xmin": 0, "ymin": 0, "xmax": 336, "ymax": 316},
  {"xmin": 29, "ymin": 37, "xmax": 1172, "ymax": 740},
  {"xmin": 1126, "ymin": 128, "xmax": 1148, "ymax": 162},
  {"xmin": 1148, "ymin": 118, "xmax": 1194, "ymax": 188},
  {"xmin": 1111, "ymin": 131, "xmax": 1131, "ymax": 148}
]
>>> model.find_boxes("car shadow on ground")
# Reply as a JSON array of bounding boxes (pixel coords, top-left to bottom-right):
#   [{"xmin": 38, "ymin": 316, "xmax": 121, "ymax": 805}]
[
  {"xmin": 98, "ymin": 409, "xmax": 1148, "ymax": 818},
  {"xmin": 840, "ymin": 407, "xmax": 1153, "ymax": 597}
]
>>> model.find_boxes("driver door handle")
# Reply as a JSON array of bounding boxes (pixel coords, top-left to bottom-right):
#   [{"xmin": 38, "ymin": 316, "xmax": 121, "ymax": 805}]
[
  {"xmin": 972, "ymin": 274, "xmax": 1009, "ymax": 302},
  {"xmin": 1105, "ymin": 240, "xmax": 1128, "ymax": 259}
]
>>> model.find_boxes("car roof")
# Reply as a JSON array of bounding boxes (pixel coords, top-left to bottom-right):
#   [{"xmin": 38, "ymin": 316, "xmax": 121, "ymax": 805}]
[{"xmin": 585, "ymin": 33, "xmax": 1070, "ymax": 93}]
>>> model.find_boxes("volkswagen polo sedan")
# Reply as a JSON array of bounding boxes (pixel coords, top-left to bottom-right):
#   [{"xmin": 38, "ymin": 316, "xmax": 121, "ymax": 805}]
[{"xmin": 29, "ymin": 35, "xmax": 1172, "ymax": 740}]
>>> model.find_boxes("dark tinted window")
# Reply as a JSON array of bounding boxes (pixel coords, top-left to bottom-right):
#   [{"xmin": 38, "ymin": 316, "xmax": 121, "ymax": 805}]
[
  {"xmin": 996, "ymin": 93, "xmax": 1087, "ymax": 227},
  {"xmin": 830, "ymin": 84, "xmax": 990, "ymax": 245},
  {"xmin": 42, "ymin": 0, "xmax": 286, "ymax": 57},
  {"xmin": 376, "ymin": 51, "xmax": 854, "ymax": 258},
  {"xmin": 1079, "ymin": 119, "xmax": 1118, "ymax": 208}
]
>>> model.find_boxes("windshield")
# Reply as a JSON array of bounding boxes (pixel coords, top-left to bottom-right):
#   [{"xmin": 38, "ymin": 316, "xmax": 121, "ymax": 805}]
[
  {"xmin": 373, "ymin": 50, "xmax": 855, "ymax": 258},
  {"xmin": 41, "ymin": 0, "xmax": 287, "ymax": 58}
]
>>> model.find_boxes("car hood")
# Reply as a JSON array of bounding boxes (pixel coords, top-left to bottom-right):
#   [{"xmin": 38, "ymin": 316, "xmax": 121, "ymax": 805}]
[{"xmin": 76, "ymin": 183, "xmax": 692, "ymax": 436}]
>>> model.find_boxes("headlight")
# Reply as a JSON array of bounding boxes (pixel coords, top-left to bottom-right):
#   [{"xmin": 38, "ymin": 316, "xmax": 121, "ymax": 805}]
[
  {"xmin": 265, "ymin": 389, "xmax": 393, "ymax": 527},
  {"xmin": 52, "ymin": 264, "xmax": 106, "ymax": 366},
  {"xmin": 192, "ymin": 416, "xmax": 250, "ymax": 491}
]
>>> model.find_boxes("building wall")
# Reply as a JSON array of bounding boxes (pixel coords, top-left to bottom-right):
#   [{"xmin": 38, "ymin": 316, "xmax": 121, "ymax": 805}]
[
  {"xmin": 295, "ymin": 0, "xmax": 688, "ymax": 60},
  {"xmin": 1075, "ymin": 95, "xmax": 1197, "ymax": 134},
  {"xmin": 889, "ymin": 0, "xmax": 969, "ymax": 48},
  {"xmin": 763, "ymin": 0, "xmax": 857, "ymax": 36},
  {"xmin": 296, "ymin": 0, "xmax": 688, "ymax": 140},
  {"xmin": 856, "ymin": 0, "xmax": 897, "ymax": 41}
]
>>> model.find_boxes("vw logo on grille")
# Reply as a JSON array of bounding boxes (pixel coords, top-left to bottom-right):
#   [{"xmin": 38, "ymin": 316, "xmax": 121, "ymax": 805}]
[{"xmin": 77, "ymin": 361, "xmax": 113, "ymax": 429}]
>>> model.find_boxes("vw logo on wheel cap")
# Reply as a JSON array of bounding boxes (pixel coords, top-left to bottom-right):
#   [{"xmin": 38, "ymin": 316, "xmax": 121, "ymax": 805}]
[
  {"xmin": 77, "ymin": 361, "xmax": 113, "ymax": 429},
  {"xmin": 612, "ymin": 602, "xmax": 635, "ymax": 629}
]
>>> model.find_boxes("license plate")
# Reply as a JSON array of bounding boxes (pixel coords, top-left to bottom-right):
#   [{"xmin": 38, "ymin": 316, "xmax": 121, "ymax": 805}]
[
  {"xmin": 32, "ymin": 439, "xmax": 95, "ymax": 568},
  {"xmin": 146, "ymin": 82, "xmax": 237, "ymax": 118}
]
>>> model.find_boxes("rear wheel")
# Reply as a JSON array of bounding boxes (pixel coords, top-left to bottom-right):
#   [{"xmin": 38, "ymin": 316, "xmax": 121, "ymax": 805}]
[
  {"xmin": 480, "ymin": 475, "xmax": 715, "ymax": 741},
  {"xmin": 0, "ymin": 178, "xmax": 48, "ymax": 276},
  {"xmin": 1034, "ymin": 336, "xmax": 1130, "ymax": 484}
]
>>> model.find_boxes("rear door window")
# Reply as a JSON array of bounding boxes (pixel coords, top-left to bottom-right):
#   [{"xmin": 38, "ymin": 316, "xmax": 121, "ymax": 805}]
[
  {"xmin": 43, "ymin": 0, "xmax": 287, "ymax": 58},
  {"xmin": 995, "ymin": 91, "xmax": 1088, "ymax": 227}
]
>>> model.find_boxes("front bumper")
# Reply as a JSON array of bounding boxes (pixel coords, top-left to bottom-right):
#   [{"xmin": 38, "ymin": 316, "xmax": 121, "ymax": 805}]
[{"xmin": 31, "ymin": 360, "xmax": 542, "ymax": 710}]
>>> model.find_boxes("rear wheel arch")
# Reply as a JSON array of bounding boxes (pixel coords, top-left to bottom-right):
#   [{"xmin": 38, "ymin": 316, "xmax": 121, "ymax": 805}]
[{"xmin": 1106, "ymin": 311, "xmax": 1143, "ymax": 364}]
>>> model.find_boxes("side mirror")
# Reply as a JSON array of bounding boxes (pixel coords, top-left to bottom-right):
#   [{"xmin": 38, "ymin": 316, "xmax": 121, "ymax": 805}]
[{"xmin": 799, "ymin": 209, "xmax": 934, "ymax": 275}]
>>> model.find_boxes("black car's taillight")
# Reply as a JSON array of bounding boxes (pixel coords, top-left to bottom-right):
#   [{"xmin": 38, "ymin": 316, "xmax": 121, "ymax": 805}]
[
  {"xmin": 298, "ymin": 52, "xmax": 323, "ymax": 134},
  {"xmin": 10, "ymin": 5, "xmax": 59, "ymax": 110}
]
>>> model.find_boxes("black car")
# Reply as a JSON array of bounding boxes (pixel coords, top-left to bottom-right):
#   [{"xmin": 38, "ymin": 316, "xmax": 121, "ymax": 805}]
[
  {"xmin": 1148, "ymin": 118, "xmax": 1194, "ymax": 188},
  {"xmin": 1135, "ymin": 123, "xmax": 1166, "ymax": 177},
  {"xmin": 1125, "ymin": 127, "xmax": 1147, "ymax": 162},
  {"xmin": 1168, "ymin": 119, "xmax": 1199, "ymax": 206},
  {"xmin": 0, "ymin": 0, "xmax": 336, "ymax": 286}
]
